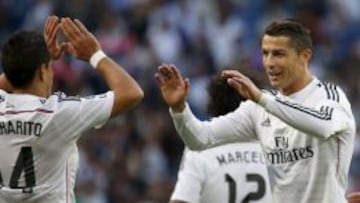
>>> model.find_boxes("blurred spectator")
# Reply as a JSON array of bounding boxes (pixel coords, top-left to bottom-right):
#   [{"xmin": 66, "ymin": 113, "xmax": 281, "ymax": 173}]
[{"xmin": 0, "ymin": 0, "xmax": 359, "ymax": 202}]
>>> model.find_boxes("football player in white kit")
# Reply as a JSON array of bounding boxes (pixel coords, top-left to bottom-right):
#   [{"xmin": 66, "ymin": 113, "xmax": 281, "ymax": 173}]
[
  {"xmin": 156, "ymin": 19, "xmax": 355, "ymax": 203},
  {"xmin": 0, "ymin": 16, "xmax": 143, "ymax": 203},
  {"xmin": 169, "ymin": 73, "xmax": 272, "ymax": 203}
]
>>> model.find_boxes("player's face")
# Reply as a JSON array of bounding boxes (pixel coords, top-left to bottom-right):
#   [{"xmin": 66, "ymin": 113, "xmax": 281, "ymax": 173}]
[{"xmin": 261, "ymin": 35, "xmax": 310, "ymax": 95}]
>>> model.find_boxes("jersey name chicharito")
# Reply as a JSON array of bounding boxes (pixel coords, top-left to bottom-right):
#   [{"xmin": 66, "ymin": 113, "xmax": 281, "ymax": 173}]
[
  {"xmin": 170, "ymin": 143, "xmax": 272, "ymax": 203},
  {"xmin": 0, "ymin": 90, "xmax": 114, "ymax": 203},
  {"xmin": 170, "ymin": 77, "xmax": 355, "ymax": 203}
]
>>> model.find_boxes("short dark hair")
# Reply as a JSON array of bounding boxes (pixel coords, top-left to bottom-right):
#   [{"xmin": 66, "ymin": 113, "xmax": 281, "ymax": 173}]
[
  {"xmin": 207, "ymin": 71, "xmax": 263, "ymax": 117},
  {"xmin": 1, "ymin": 31, "xmax": 50, "ymax": 88},
  {"xmin": 264, "ymin": 19, "xmax": 312, "ymax": 53},
  {"xmin": 207, "ymin": 73, "xmax": 241, "ymax": 117}
]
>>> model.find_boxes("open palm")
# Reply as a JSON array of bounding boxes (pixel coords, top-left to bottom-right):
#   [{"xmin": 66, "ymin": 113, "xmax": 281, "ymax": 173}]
[{"xmin": 156, "ymin": 65, "xmax": 190, "ymax": 112}]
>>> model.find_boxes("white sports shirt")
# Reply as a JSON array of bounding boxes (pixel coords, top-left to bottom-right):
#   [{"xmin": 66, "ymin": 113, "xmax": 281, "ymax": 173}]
[
  {"xmin": 0, "ymin": 90, "xmax": 114, "ymax": 203},
  {"xmin": 170, "ymin": 78, "xmax": 355, "ymax": 203},
  {"xmin": 170, "ymin": 143, "xmax": 272, "ymax": 203}
]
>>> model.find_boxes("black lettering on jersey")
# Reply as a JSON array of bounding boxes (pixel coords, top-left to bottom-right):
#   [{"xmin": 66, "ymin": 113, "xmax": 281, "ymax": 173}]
[
  {"xmin": 27, "ymin": 122, "xmax": 34, "ymax": 134},
  {"xmin": 251, "ymin": 150, "xmax": 260, "ymax": 163},
  {"xmin": 285, "ymin": 151, "xmax": 294, "ymax": 162},
  {"xmin": 306, "ymin": 146, "xmax": 314, "ymax": 157},
  {"xmin": 266, "ymin": 146, "xmax": 314, "ymax": 164},
  {"xmin": 34, "ymin": 123, "xmax": 42, "ymax": 137},
  {"xmin": 7, "ymin": 122, "xmax": 16, "ymax": 134},
  {"xmin": 16, "ymin": 121, "xmax": 23, "ymax": 135},
  {"xmin": 298, "ymin": 148, "xmax": 307, "ymax": 159},
  {"xmin": 244, "ymin": 151, "xmax": 250, "ymax": 163},
  {"xmin": 217, "ymin": 151, "xmax": 266, "ymax": 166},
  {"xmin": 0, "ymin": 122, "xmax": 8, "ymax": 134},
  {"xmin": 235, "ymin": 151, "xmax": 243, "ymax": 162},
  {"xmin": 227, "ymin": 153, "xmax": 236, "ymax": 164},
  {"xmin": 0, "ymin": 121, "xmax": 42, "ymax": 137},
  {"xmin": 217, "ymin": 155, "xmax": 227, "ymax": 166}
]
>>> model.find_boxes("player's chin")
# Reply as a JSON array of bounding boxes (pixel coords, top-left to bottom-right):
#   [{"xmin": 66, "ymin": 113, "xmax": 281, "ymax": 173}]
[{"xmin": 269, "ymin": 80, "xmax": 282, "ymax": 89}]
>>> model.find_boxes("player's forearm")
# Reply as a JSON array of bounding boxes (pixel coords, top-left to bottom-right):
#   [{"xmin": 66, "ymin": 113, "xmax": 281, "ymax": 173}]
[
  {"xmin": 170, "ymin": 104, "xmax": 215, "ymax": 150},
  {"xmin": 258, "ymin": 93, "xmax": 354, "ymax": 138},
  {"xmin": 0, "ymin": 74, "xmax": 12, "ymax": 92},
  {"xmin": 170, "ymin": 104, "xmax": 247, "ymax": 150},
  {"xmin": 95, "ymin": 57, "xmax": 144, "ymax": 116}
]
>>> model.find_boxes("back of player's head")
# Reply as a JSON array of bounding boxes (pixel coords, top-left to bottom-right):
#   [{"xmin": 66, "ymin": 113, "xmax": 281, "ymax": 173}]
[
  {"xmin": 207, "ymin": 70, "xmax": 263, "ymax": 117},
  {"xmin": 1, "ymin": 31, "xmax": 51, "ymax": 88},
  {"xmin": 264, "ymin": 19, "xmax": 312, "ymax": 53},
  {"xmin": 207, "ymin": 72, "xmax": 244, "ymax": 117}
]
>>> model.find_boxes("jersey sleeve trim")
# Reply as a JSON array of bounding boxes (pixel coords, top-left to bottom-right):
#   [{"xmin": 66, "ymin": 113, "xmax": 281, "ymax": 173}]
[
  {"xmin": 323, "ymin": 82, "xmax": 340, "ymax": 102},
  {"xmin": 0, "ymin": 108, "xmax": 54, "ymax": 116},
  {"xmin": 275, "ymin": 97, "xmax": 334, "ymax": 120}
]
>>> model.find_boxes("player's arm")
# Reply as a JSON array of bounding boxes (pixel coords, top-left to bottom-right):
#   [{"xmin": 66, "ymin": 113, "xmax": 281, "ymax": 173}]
[
  {"xmin": 169, "ymin": 149, "xmax": 203, "ymax": 203},
  {"xmin": 222, "ymin": 70, "xmax": 355, "ymax": 139},
  {"xmin": 0, "ymin": 73, "xmax": 12, "ymax": 92},
  {"xmin": 347, "ymin": 192, "xmax": 360, "ymax": 203},
  {"xmin": 256, "ymin": 91, "xmax": 355, "ymax": 139},
  {"xmin": 59, "ymin": 17, "xmax": 143, "ymax": 117},
  {"xmin": 156, "ymin": 65, "xmax": 256, "ymax": 151}
]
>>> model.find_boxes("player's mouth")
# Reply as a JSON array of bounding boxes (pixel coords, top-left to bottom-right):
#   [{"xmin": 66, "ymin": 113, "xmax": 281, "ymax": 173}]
[{"xmin": 268, "ymin": 71, "xmax": 282, "ymax": 81}]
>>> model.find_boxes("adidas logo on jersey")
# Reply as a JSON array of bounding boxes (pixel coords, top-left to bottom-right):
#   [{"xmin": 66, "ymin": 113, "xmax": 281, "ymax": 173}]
[
  {"xmin": 261, "ymin": 118, "xmax": 271, "ymax": 127},
  {"xmin": 39, "ymin": 98, "xmax": 46, "ymax": 104}
]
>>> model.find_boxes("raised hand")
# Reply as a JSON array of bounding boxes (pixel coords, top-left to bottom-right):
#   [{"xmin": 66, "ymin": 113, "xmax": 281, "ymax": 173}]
[
  {"xmin": 155, "ymin": 64, "xmax": 190, "ymax": 112},
  {"xmin": 59, "ymin": 17, "xmax": 100, "ymax": 61},
  {"xmin": 44, "ymin": 15, "xmax": 66, "ymax": 60},
  {"xmin": 347, "ymin": 192, "xmax": 360, "ymax": 203},
  {"xmin": 221, "ymin": 70, "xmax": 262, "ymax": 102}
]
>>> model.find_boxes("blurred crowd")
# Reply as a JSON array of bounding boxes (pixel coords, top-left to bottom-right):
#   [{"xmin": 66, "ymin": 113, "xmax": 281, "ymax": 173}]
[{"xmin": 0, "ymin": 0, "xmax": 359, "ymax": 202}]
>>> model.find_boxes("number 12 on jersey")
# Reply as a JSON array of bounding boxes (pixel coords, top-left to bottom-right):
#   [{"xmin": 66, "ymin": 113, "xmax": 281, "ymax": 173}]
[
  {"xmin": 0, "ymin": 146, "xmax": 36, "ymax": 193},
  {"xmin": 225, "ymin": 173, "xmax": 266, "ymax": 203}
]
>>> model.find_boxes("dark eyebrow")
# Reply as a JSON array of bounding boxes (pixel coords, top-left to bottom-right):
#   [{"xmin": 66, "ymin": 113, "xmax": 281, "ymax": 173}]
[{"xmin": 262, "ymin": 48, "xmax": 286, "ymax": 53}]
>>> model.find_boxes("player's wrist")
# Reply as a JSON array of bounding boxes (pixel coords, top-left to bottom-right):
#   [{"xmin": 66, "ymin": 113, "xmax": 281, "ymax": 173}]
[
  {"xmin": 89, "ymin": 50, "xmax": 107, "ymax": 69},
  {"xmin": 171, "ymin": 102, "xmax": 186, "ymax": 113}
]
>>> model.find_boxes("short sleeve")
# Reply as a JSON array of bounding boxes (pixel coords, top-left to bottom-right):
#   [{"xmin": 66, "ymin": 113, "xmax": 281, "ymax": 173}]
[
  {"xmin": 47, "ymin": 91, "xmax": 114, "ymax": 142},
  {"xmin": 170, "ymin": 148, "xmax": 205, "ymax": 203}
]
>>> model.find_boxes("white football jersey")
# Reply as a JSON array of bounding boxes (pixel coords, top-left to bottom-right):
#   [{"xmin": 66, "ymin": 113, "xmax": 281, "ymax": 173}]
[
  {"xmin": 0, "ymin": 90, "xmax": 113, "ymax": 203},
  {"xmin": 170, "ymin": 143, "xmax": 272, "ymax": 203},
  {"xmin": 170, "ymin": 78, "xmax": 356, "ymax": 203}
]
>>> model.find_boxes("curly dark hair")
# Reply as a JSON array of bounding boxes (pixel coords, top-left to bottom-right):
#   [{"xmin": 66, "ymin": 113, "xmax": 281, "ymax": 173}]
[
  {"xmin": 207, "ymin": 70, "xmax": 263, "ymax": 117},
  {"xmin": 1, "ymin": 31, "xmax": 50, "ymax": 88}
]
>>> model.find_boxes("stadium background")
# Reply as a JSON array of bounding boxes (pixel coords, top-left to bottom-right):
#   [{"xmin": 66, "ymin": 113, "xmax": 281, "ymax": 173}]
[{"xmin": 0, "ymin": 0, "xmax": 359, "ymax": 202}]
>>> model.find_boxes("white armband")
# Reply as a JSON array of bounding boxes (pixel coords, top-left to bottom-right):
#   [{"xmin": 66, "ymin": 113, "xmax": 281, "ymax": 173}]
[{"xmin": 89, "ymin": 50, "xmax": 107, "ymax": 68}]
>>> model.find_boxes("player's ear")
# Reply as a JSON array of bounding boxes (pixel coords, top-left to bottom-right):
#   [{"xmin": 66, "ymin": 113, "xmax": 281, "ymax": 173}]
[{"xmin": 300, "ymin": 48, "xmax": 312, "ymax": 65}]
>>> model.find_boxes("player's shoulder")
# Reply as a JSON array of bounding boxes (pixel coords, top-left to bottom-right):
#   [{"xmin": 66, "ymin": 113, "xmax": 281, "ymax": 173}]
[
  {"xmin": 0, "ymin": 88, "xmax": 7, "ymax": 95},
  {"xmin": 315, "ymin": 79, "xmax": 348, "ymax": 103},
  {"xmin": 50, "ymin": 91, "xmax": 113, "ymax": 102},
  {"xmin": 49, "ymin": 91, "xmax": 81, "ymax": 102},
  {"xmin": 38, "ymin": 91, "xmax": 82, "ymax": 113},
  {"xmin": 0, "ymin": 89, "xmax": 7, "ymax": 101}
]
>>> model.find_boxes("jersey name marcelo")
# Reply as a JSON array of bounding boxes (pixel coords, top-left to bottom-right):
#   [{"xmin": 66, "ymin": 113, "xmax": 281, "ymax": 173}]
[
  {"xmin": 0, "ymin": 120, "xmax": 42, "ymax": 136},
  {"xmin": 216, "ymin": 150, "xmax": 266, "ymax": 166}
]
